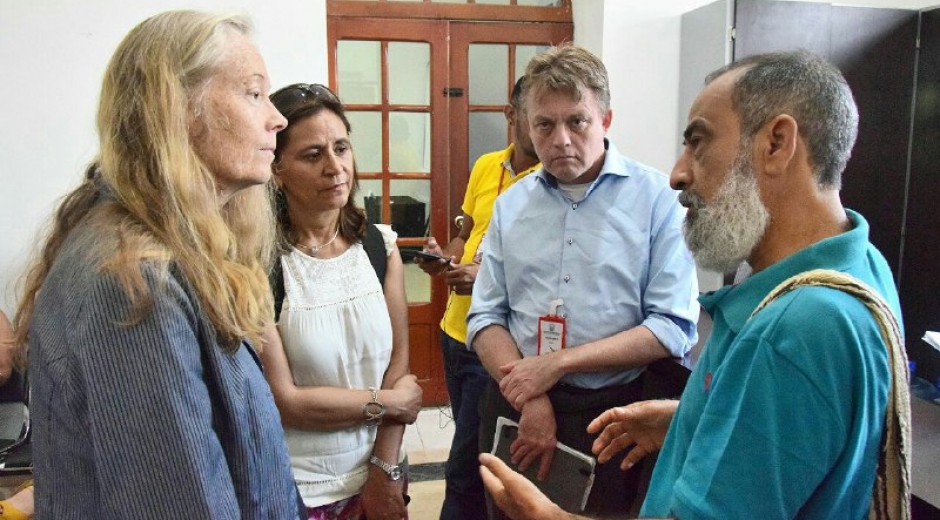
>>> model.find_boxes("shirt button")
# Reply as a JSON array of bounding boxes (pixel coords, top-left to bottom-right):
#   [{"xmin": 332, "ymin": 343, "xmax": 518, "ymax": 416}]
[
  {"xmin": 567, "ymin": 238, "xmax": 573, "ymax": 245},
  {"xmin": 572, "ymin": 203, "xmax": 578, "ymax": 209},
  {"xmin": 561, "ymin": 313, "xmax": 567, "ymax": 319},
  {"xmin": 564, "ymin": 275, "xmax": 570, "ymax": 282}
]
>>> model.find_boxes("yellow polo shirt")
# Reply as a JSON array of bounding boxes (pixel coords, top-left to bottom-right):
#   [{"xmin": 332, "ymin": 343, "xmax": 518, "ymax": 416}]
[{"xmin": 441, "ymin": 144, "xmax": 540, "ymax": 344}]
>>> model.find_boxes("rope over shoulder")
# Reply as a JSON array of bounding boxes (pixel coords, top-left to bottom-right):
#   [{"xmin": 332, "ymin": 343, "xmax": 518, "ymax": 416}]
[{"xmin": 749, "ymin": 269, "xmax": 911, "ymax": 520}]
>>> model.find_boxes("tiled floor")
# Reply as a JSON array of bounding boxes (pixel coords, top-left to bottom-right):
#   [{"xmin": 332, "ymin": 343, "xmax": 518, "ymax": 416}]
[
  {"xmin": 405, "ymin": 405, "xmax": 455, "ymax": 519},
  {"xmin": 0, "ymin": 407, "xmax": 457, "ymax": 515}
]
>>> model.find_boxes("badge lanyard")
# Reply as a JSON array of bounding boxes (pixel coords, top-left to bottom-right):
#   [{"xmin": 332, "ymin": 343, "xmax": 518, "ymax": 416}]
[{"xmin": 538, "ymin": 298, "xmax": 566, "ymax": 355}]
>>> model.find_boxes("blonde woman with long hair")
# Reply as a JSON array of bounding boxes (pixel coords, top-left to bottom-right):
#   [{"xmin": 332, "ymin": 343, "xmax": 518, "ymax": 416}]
[{"xmin": 13, "ymin": 10, "xmax": 302, "ymax": 519}]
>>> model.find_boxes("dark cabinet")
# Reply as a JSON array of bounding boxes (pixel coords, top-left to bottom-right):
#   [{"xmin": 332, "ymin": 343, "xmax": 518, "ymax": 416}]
[
  {"xmin": 902, "ymin": 7, "xmax": 940, "ymax": 382},
  {"xmin": 680, "ymin": 1, "xmax": 939, "ymax": 381}
]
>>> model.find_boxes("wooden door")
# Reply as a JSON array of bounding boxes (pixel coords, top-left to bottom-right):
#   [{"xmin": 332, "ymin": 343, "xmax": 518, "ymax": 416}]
[
  {"xmin": 328, "ymin": 13, "xmax": 572, "ymax": 407},
  {"xmin": 328, "ymin": 19, "xmax": 451, "ymax": 405}
]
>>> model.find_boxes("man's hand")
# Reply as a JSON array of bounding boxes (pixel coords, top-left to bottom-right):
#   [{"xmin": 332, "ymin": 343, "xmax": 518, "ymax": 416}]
[
  {"xmin": 479, "ymin": 453, "xmax": 575, "ymax": 520},
  {"xmin": 414, "ymin": 237, "xmax": 452, "ymax": 275},
  {"xmin": 499, "ymin": 354, "xmax": 563, "ymax": 410},
  {"xmin": 511, "ymin": 395, "xmax": 557, "ymax": 481},
  {"xmin": 588, "ymin": 399, "xmax": 678, "ymax": 470},
  {"xmin": 443, "ymin": 262, "xmax": 479, "ymax": 295},
  {"xmin": 360, "ymin": 468, "xmax": 407, "ymax": 520}
]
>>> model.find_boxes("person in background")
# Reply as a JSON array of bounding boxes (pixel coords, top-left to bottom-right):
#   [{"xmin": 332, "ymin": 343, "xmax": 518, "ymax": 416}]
[
  {"xmin": 12, "ymin": 10, "xmax": 302, "ymax": 519},
  {"xmin": 0, "ymin": 311, "xmax": 31, "ymax": 520},
  {"xmin": 0, "ymin": 311, "xmax": 15, "ymax": 389},
  {"xmin": 416, "ymin": 75, "xmax": 540, "ymax": 520},
  {"xmin": 467, "ymin": 44, "xmax": 699, "ymax": 518},
  {"xmin": 479, "ymin": 50, "xmax": 907, "ymax": 520},
  {"xmin": 262, "ymin": 83, "xmax": 422, "ymax": 520}
]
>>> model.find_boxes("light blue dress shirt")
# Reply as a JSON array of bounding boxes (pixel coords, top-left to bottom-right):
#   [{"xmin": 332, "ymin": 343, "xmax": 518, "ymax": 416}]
[{"xmin": 466, "ymin": 141, "xmax": 699, "ymax": 389}]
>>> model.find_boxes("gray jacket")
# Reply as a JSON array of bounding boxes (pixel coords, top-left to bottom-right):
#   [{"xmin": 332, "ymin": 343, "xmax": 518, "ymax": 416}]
[{"xmin": 28, "ymin": 221, "xmax": 300, "ymax": 519}]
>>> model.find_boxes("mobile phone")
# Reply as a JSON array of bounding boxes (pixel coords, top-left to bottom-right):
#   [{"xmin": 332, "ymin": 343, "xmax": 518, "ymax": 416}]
[{"xmin": 401, "ymin": 249, "xmax": 448, "ymax": 262}]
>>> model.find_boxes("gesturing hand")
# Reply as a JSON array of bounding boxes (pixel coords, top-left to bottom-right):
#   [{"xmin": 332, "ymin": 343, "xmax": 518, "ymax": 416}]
[
  {"xmin": 587, "ymin": 399, "xmax": 678, "ymax": 470},
  {"xmin": 479, "ymin": 453, "xmax": 571, "ymax": 520}
]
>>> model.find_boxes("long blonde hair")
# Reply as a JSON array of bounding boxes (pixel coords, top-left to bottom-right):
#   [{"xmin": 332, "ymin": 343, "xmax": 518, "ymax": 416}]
[{"xmin": 15, "ymin": 10, "xmax": 275, "ymax": 351}]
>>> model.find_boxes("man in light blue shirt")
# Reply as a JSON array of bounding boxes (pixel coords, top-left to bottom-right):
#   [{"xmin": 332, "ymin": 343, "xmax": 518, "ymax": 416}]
[
  {"xmin": 466, "ymin": 44, "xmax": 699, "ymax": 518},
  {"xmin": 477, "ymin": 50, "xmax": 904, "ymax": 520}
]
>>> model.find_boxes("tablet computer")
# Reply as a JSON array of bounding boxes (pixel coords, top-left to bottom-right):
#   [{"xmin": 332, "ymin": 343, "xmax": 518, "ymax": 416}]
[{"xmin": 490, "ymin": 416, "xmax": 596, "ymax": 512}]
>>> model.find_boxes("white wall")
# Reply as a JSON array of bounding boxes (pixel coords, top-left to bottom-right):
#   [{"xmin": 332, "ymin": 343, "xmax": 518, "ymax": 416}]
[
  {"xmin": 580, "ymin": 0, "xmax": 938, "ymax": 174},
  {"xmin": 0, "ymin": 0, "xmax": 327, "ymax": 314},
  {"xmin": 2, "ymin": 0, "xmax": 937, "ymax": 313},
  {"xmin": 579, "ymin": 0, "xmax": 936, "ymax": 291}
]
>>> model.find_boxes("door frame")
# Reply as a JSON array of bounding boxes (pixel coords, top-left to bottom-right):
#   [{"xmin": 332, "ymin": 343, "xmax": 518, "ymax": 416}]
[{"xmin": 447, "ymin": 21, "xmax": 572, "ymax": 239}]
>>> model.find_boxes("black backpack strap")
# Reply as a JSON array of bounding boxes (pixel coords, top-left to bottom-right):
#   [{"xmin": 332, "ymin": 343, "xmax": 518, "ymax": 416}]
[
  {"xmin": 271, "ymin": 256, "xmax": 286, "ymax": 322},
  {"xmin": 363, "ymin": 223, "xmax": 388, "ymax": 291}
]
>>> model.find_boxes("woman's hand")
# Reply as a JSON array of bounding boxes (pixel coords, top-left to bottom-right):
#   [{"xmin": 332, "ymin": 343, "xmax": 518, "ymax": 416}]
[
  {"xmin": 383, "ymin": 374, "xmax": 422, "ymax": 425},
  {"xmin": 360, "ymin": 467, "xmax": 407, "ymax": 520}
]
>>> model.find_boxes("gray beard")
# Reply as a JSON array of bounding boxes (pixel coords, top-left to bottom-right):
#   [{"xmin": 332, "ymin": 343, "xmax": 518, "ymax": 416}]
[{"xmin": 680, "ymin": 153, "xmax": 770, "ymax": 274}]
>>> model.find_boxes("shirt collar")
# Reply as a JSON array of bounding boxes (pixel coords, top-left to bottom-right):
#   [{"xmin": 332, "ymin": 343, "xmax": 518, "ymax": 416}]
[
  {"xmin": 535, "ymin": 138, "xmax": 626, "ymax": 191},
  {"xmin": 699, "ymin": 209, "xmax": 871, "ymax": 333},
  {"xmin": 501, "ymin": 143, "xmax": 541, "ymax": 178}
]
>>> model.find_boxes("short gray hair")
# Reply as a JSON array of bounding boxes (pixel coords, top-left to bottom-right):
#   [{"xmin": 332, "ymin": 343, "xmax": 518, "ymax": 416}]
[{"xmin": 706, "ymin": 50, "xmax": 858, "ymax": 189}]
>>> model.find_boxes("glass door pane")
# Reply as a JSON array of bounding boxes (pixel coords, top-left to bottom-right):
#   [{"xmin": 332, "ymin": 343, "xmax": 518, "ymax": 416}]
[
  {"xmin": 389, "ymin": 112, "xmax": 430, "ymax": 173},
  {"xmin": 336, "ymin": 34, "xmax": 434, "ymax": 305},
  {"xmin": 469, "ymin": 44, "xmax": 509, "ymax": 105},
  {"xmin": 389, "ymin": 42, "xmax": 431, "ymax": 105},
  {"xmin": 337, "ymin": 41, "xmax": 381, "ymax": 104},
  {"xmin": 346, "ymin": 111, "xmax": 383, "ymax": 172},
  {"xmin": 469, "ymin": 111, "xmax": 508, "ymax": 171}
]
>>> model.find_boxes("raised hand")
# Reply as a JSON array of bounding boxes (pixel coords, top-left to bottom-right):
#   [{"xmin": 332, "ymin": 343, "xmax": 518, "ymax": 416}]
[{"xmin": 588, "ymin": 399, "xmax": 678, "ymax": 470}]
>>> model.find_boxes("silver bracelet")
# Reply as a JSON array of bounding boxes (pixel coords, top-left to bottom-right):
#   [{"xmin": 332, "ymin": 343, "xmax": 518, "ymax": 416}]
[{"xmin": 362, "ymin": 386, "xmax": 385, "ymax": 427}]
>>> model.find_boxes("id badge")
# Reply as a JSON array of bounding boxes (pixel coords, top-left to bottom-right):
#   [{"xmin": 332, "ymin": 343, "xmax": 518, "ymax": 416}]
[{"xmin": 537, "ymin": 298, "xmax": 566, "ymax": 355}]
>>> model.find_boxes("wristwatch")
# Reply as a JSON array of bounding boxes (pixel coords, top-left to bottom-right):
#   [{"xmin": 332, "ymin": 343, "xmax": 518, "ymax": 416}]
[
  {"xmin": 362, "ymin": 386, "xmax": 385, "ymax": 427},
  {"xmin": 369, "ymin": 455, "xmax": 402, "ymax": 481}
]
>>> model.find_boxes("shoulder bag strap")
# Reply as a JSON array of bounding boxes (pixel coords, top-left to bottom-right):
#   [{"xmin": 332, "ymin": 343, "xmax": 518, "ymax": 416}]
[{"xmin": 750, "ymin": 268, "xmax": 910, "ymax": 520}]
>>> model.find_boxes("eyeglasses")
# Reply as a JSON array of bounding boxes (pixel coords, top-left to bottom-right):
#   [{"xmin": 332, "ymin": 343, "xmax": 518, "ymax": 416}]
[{"xmin": 270, "ymin": 83, "xmax": 340, "ymax": 117}]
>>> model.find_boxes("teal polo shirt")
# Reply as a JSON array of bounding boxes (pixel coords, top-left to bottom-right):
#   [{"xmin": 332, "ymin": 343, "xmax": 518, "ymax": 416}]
[{"xmin": 641, "ymin": 210, "xmax": 901, "ymax": 519}]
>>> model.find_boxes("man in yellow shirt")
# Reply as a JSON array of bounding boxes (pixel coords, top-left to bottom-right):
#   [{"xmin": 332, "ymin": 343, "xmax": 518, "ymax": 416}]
[{"xmin": 418, "ymin": 76, "xmax": 540, "ymax": 520}]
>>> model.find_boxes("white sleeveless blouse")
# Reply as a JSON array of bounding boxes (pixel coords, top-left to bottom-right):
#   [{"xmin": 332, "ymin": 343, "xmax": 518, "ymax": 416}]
[{"xmin": 276, "ymin": 224, "xmax": 397, "ymax": 507}]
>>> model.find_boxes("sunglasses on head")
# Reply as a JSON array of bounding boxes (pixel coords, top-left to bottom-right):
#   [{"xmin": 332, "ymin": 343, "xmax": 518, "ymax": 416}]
[{"xmin": 270, "ymin": 83, "xmax": 340, "ymax": 116}]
